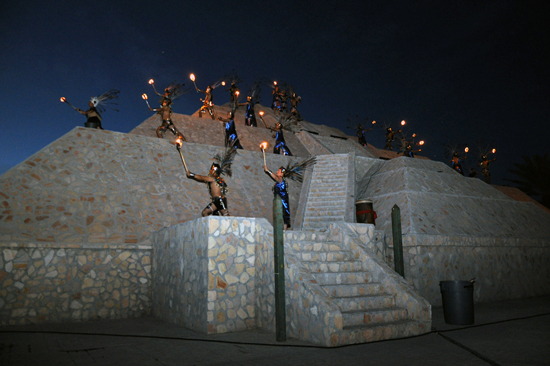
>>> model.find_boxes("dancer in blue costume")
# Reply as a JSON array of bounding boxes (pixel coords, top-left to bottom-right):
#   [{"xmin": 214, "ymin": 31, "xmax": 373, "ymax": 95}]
[
  {"xmin": 240, "ymin": 96, "xmax": 257, "ymax": 127},
  {"xmin": 218, "ymin": 111, "xmax": 243, "ymax": 149},
  {"xmin": 264, "ymin": 166, "xmax": 291, "ymax": 229},
  {"xmin": 263, "ymin": 156, "xmax": 316, "ymax": 230},
  {"xmin": 270, "ymin": 121, "xmax": 292, "ymax": 155}
]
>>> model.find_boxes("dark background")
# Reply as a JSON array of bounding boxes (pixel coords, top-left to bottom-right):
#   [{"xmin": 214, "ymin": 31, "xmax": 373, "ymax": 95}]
[{"xmin": 1, "ymin": 0, "xmax": 549, "ymax": 187}]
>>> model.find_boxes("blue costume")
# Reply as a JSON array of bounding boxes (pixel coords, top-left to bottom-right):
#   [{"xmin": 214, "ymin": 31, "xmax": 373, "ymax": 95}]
[
  {"xmin": 224, "ymin": 118, "xmax": 243, "ymax": 149},
  {"xmin": 273, "ymin": 179, "xmax": 291, "ymax": 228},
  {"xmin": 451, "ymin": 157, "xmax": 464, "ymax": 175},
  {"xmin": 274, "ymin": 129, "xmax": 292, "ymax": 156},
  {"xmin": 244, "ymin": 102, "xmax": 257, "ymax": 127}
]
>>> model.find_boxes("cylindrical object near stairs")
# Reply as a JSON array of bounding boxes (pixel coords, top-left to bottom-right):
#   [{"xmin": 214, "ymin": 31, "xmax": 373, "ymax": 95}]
[
  {"xmin": 356, "ymin": 199, "xmax": 376, "ymax": 224},
  {"xmin": 439, "ymin": 280, "xmax": 474, "ymax": 325},
  {"xmin": 84, "ymin": 121, "xmax": 100, "ymax": 129}
]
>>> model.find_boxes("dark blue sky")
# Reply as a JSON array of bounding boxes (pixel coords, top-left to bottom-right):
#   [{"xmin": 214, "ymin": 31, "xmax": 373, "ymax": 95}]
[{"xmin": 1, "ymin": 0, "xmax": 549, "ymax": 186}]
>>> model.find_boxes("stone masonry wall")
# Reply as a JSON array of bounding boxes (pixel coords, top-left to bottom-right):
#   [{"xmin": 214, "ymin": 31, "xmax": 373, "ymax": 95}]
[
  {"xmin": 152, "ymin": 216, "xmax": 273, "ymax": 334},
  {"xmin": 0, "ymin": 242, "xmax": 151, "ymax": 325}
]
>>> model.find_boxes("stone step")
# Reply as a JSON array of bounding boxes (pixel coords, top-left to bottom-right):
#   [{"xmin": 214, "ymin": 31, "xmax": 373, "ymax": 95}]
[
  {"xmin": 312, "ymin": 271, "xmax": 372, "ymax": 285},
  {"xmin": 307, "ymin": 199, "xmax": 347, "ymax": 206},
  {"xmin": 304, "ymin": 260, "xmax": 363, "ymax": 273},
  {"xmin": 284, "ymin": 231, "xmax": 333, "ymax": 242},
  {"xmin": 337, "ymin": 320, "xmax": 428, "ymax": 344},
  {"xmin": 302, "ymin": 222, "xmax": 331, "ymax": 230},
  {"xmin": 341, "ymin": 307, "xmax": 408, "ymax": 327},
  {"xmin": 303, "ymin": 216, "xmax": 344, "ymax": 223},
  {"xmin": 333, "ymin": 294, "xmax": 395, "ymax": 312},
  {"xmin": 296, "ymin": 250, "xmax": 355, "ymax": 262},
  {"xmin": 319, "ymin": 282, "xmax": 382, "ymax": 296},
  {"xmin": 288, "ymin": 241, "xmax": 345, "ymax": 252},
  {"xmin": 305, "ymin": 209, "xmax": 346, "ymax": 217},
  {"xmin": 310, "ymin": 177, "xmax": 348, "ymax": 183},
  {"xmin": 308, "ymin": 186, "xmax": 347, "ymax": 193}
]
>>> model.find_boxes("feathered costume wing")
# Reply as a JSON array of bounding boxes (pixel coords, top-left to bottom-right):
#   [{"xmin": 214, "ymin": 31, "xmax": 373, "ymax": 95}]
[
  {"xmin": 283, "ymin": 156, "xmax": 317, "ymax": 183},
  {"xmin": 277, "ymin": 113, "xmax": 297, "ymax": 131},
  {"xmin": 213, "ymin": 140, "xmax": 239, "ymax": 177}
]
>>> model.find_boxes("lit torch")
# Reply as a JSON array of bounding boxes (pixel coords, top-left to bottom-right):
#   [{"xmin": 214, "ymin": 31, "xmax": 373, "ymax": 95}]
[
  {"xmin": 465, "ymin": 147, "xmax": 469, "ymax": 153},
  {"xmin": 419, "ymin": 140, "xmax": 425, "ymax": 146},
  {"xmin": 142, "ymin": 93, "xmax": 151, "ymax": 108},
  {"xmin": 60, "ymin": 96, "xmax": 78, "ymax": 111},
  {"xmin": 175, "ymin": 138, "xmax": 189, "ymax": 174},
  {"xmin": 401, "ymin": 120, "xmax": 406, "ymax": 126},
  {"xmin": 190, "ymin": 73, "xmax": 198, "ymax": 92},
  {"xmin": 148, "ymin": 79, "xmax": 160, "ymax": 95},
  {"xmin": 258, "ymin": 111, "xmax": 269, "ymax": 128},
  {"xmin": 273, "ymin": 81, "xmax": 277, "ymax": 86},
  {"xmin": 222, "ymin": 81, "xmax": 226, "ymax": 86},
  {"xmin": 260, "ymin": 142, "xmax": 268, "ymax": 166},
  {"xmin": 491, "ymin": 148, "xmax": 496, "ymax": 154},
  {"xmin": 372, "ymin": 120, "xmax": 376, "ymax": 124}
]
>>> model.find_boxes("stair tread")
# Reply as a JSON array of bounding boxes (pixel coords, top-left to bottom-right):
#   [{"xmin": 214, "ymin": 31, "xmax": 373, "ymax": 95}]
[
  {"xmin": 342, "ymin": 319, "xmax": 415, "ymax": 331},
  {"xmin": 341, "ymin": 306, "xmax": 405, "ymax": 314}
]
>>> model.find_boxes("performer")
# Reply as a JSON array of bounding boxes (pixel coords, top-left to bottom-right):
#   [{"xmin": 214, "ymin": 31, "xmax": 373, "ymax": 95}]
[
  {"xmin": 65, "ymin": 89, "xmax": 120, "ymax": 129},
  {"xmin": 196, "ymin": 85, "xmax": 215, "ymax": 119},
  {"xmin": 451, "ymin": 152, "xmax": 466, "ymax": 175},
  {"xmin": 479, "ymin": 154, "xmax": 496, "ymax": 184},
  {"xmin": 289, "ymin": 93, "xmax": 302, "ymax": 120},
  {"xmin": 271, "ymin": 84, "xmax": 281, "ymax": 112},
  {"xmin": 357, "ymin": 126, "xmax": 373, "ymax": 146},
  {"xmin": 279, "ymin": 90, "xmax": 289, "ymax": 113},
  {"xmin": 239, "ymin": 96, "xmax": 258, "ymax": 127},
  {"xmin": 226, "ymin": 82, "xmax": 239, "ymax": 105},
  {"xmin": 147, "ymin": 99, "xmax": 185, "ymax": 141},
  {"xmin": 149, "ymin": 80, "xmax": 188, "ymax": 106},
  {"xmin": 263, "ymin": 157, "xmax": 316, "ymax": 230},
  {"xmin": 218, "ymin": 111, "xmax": 243, "ymax": 149},
  {"xmin": 270, "ymin": 120, "xmax": 293, "ymax": 156},
  {"xmin": 384, "ymin": 127, "xmax": 401, "ymax": 150},
  {"xmin": 182, "ymin": 143, "xmax": 237, "ymax": 217}
]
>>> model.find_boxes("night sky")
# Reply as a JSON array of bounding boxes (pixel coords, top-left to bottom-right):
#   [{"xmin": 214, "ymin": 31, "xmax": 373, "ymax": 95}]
[{"xmin": 1, "ymin": 0, "xmax": 549, "ymax": 187}]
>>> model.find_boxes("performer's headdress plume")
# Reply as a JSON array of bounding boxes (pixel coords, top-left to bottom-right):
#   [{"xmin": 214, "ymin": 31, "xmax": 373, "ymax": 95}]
[
  {"xmin": 282, "ymin": 156, "xmax": 317, "ymax": 183},
  {"xmin": 90, "ymin": 89, "xmax": 120, "ymax": 112},
  {"xmin": 212, "ymin": 139, "xmax": 239, "ymax": 177}
]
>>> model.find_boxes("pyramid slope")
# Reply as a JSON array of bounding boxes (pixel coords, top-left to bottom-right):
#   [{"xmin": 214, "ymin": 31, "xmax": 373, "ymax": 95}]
[{"xmin": 0, "ymin": 127, "xmax": 303, "ymax": 245}]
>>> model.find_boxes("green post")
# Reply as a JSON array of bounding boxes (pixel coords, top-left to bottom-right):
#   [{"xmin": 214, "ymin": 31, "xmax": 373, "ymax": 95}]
[
  {"xmin": 391, "ymin": 204, "xmax": 405, "ymax": 277},
  {"xmin": 273, "ymin": 195, "xmax": 286, "ymax": 341}
]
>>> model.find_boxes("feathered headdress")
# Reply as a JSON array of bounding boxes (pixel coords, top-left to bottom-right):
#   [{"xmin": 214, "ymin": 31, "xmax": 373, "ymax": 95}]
[
  {"xmin": 223, "ymin": 70, "xmax": 242, "ymax": 87},
  {"xmin": 443, "ymin": 140, "xmax": 468, "ymax": 160},
  {"xmin": 346, "ymin": 114, "xmax": 373, "ymax": 134},
  {"xmin": 90, "ymin": 89, "xmax": 120, "ymax": 112},
  {"xmin": 212, "ymin": 139, "xmax": 239, "ymax": 177},
  {"xmin": 276, "ymin": 112, "xmax": 297, "ymax": 131},
  {"xmin": 282, "ymin": 156, "xmax": 317, "ymax": 182},
  {"xmin": 248, "ymin": 80, "xmax": 262, "ymax": 104}
]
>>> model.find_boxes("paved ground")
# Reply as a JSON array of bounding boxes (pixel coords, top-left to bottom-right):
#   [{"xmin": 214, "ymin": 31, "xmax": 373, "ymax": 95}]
[{"xmin": 1, "ymin": 295, "xmax": 549, "ymax": 366}]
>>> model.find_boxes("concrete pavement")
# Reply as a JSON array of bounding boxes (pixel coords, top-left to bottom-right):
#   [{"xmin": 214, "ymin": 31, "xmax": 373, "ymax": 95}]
[{"xmin": 1, "ymin": 295, "xmax": 549, "ymax": 365}]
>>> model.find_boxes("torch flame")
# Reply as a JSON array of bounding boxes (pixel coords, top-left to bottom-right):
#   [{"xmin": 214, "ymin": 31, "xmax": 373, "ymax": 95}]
[
  {"xmin": 492, "ymin": 148, "xmax": 496, "ymax": 154},
  {"xmin": 176, "ymin": 138, "xmax": 182, "ymax": 147},
  {"xmin": 401, "ymin": 120, "xmax": 406, "ymax": 126},
  {"xmin": 222, "ymin": 81, "xmax": 226, "ymax": 86},
  {"xmin": 465, "ymin": 147, "xmax": 469, "ymax": 153},
  {"xmin": 260, "ymin": 142, "xmax": 268, "ymax": 150},
  {"xmin": 372, "ymin": 120, "xmax": 376, "ymax": 124},
  {"xmin": 273, "ymin": 81, "xmax": 277, "ymax": 85},
  {"xmin": 60, "ymin": 97, "xmax": 66, "ymax": 102},
  {"xmin": 190, "ymin": 74, "xmax": 195, "ymax": 81},
  {"xmin": 235, "ymin": 91, "xmax": 240, "ymax": 96},
  {"xmin": 259, "ymin": 111, "xmax": 264, "ymax": 117},
  {"xmin": 412, "ymin": 133, "xmax": 416, "ymax": 138},
  {"xmin": 142, "ymin": 93, "xmax": 148, "ymax": 100},
  {"xmin": 419, "ymin": 140, "xmax": 425, "ymax": 145},
  {"xmin": 148, "ymin": 79, "xmax": 154, "ymax": 85}
]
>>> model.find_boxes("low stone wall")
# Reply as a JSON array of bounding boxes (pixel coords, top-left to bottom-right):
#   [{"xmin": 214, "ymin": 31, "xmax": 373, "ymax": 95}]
[
  {"xmin": 384, "ymin": 234, "xmax": 550, "ymax": 306},
  {"xmin": 151, "ymin": 216, "xmax": 273, "ymax": 334},
  {"xmin": 0, "ymin": 241, "xmax": 151, "ymax": 326}
]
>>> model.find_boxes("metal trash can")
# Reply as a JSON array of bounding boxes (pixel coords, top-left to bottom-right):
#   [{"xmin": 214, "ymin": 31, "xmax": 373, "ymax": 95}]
[{"xmin": 439, "ymin": 280, "xmax": 474, "ymax": 325}]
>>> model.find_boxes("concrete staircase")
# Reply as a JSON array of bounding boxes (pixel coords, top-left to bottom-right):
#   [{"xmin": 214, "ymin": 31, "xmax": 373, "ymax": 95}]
[
  {"xmin": 286, "ymin": 229, "xmax": 428, "ymax": 345},
  {"xmin": 301, "ymin": 154, "xmax": 352, "ymax": 230}
]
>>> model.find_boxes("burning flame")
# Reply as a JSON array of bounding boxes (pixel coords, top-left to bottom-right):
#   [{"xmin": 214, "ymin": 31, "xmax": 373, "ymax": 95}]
[
  {"xmin": 465, "ymin": 147, "xmax": 469, "ymax": 153},
  {"xmin": 492, "ymin": 148, "xmax": 496, "ymax": 154},
  {"xmin": 142, "ymin": 93, "xmax": 148, "ymax": 100},
  {"xmin": 235, "ymin": 91, "xmax": 240, "ymax": 96},
  {"xmin": 372, "ymin": 120, "xmax": 376, "ymax": 124},
  {"xmin": 412, "ymin": 133, "xmax": 416, "ymax": 138},
  {"xmin": 190, "ymin": 74, "xmax": 195, "ymax": 81},
  {"xmin": 176, "ymin": 138, "xmax": 183, "ymax": 147},
  {"xmin": 419, "ymin": 140, "xmax": 425, "ymax": 145},
  {"xmin": 148, "ymin": 79, "xmax": 154, "ymax": 85},
  {"xmin": 259, "ymin": 111, "xmax": 265, "ymax": 117},
  {"xmin": 60, "ymin": 97, "xmax": 66, "ymax": 102},
  {"xmin": 401, "ymin": 120, "xmax": 406, "ymax": 126},
  {"xmin": 273, "ymin": 81, "xmax": 277, "ymax": 85},
  {"xmin": 222, "ymin": 81, "xmax": 226, "ymax": 86},
  {"xmin": 260, "ymin": 142, "xmax": 268, "ymax": 150}
]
